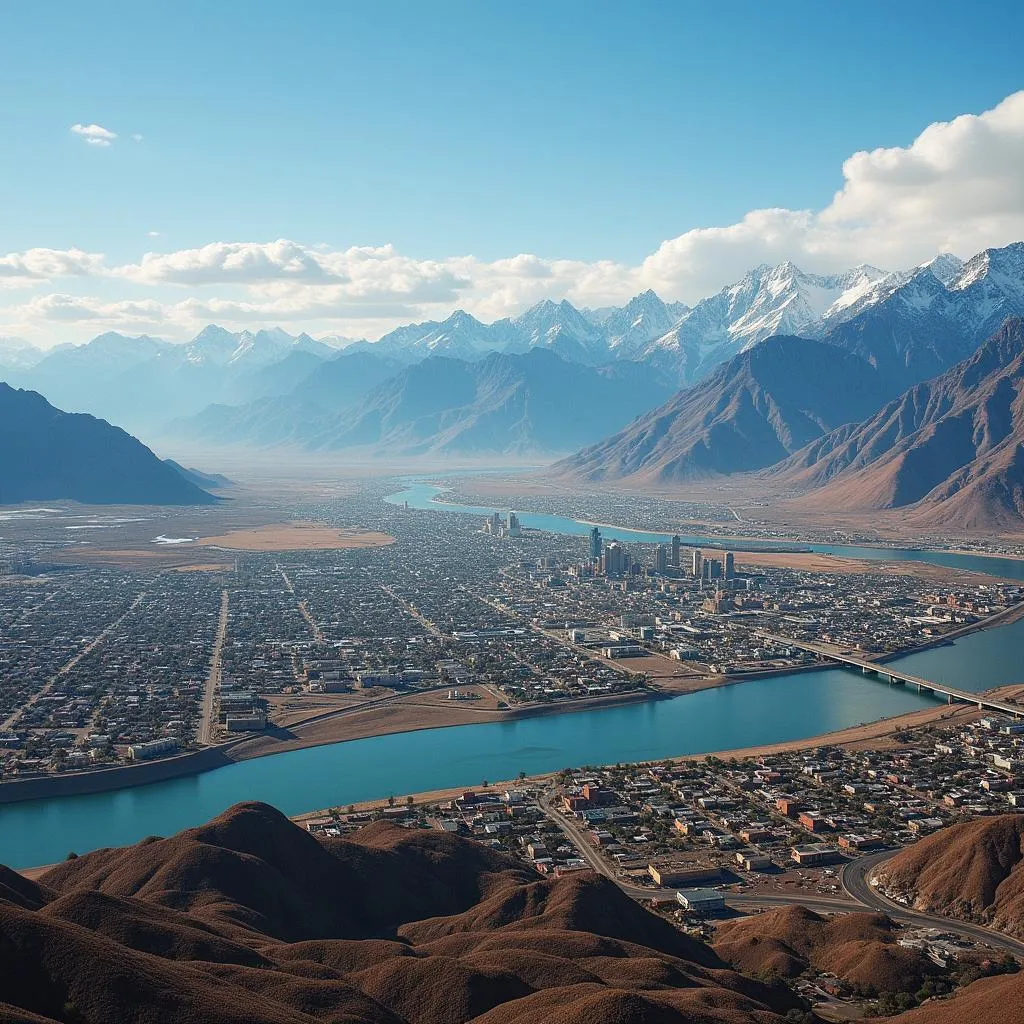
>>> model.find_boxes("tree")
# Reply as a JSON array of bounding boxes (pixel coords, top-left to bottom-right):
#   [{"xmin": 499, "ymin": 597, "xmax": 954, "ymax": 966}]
[
  {"xmin": 387, "ymin": 795, "xmax": 395, "ymax": 807},
  {"xmin": 406, "ymin": 795, "xmax": 414, "ymax": 807}
]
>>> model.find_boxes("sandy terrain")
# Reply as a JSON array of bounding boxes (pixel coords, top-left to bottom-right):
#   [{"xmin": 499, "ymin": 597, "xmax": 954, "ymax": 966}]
[
  {"xmin": 735, "ymin": 551, "xmax": 1004, "ymax": 584},
  {"xmin": 200, "ymin": 522, "xmax": 395, "ymax": 551},
  {"xmin": 228, "ymin": 686, "xmax": 653, "ymax": 762}
]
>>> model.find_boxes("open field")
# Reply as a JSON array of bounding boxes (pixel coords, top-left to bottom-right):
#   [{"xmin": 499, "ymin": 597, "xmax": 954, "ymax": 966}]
[
  {"xmin": 199, "ymin": 522, "xmax": 395, "ymax": 551},
  {"xmin": 736, "ymin": 551, "xmax": 1007, "ymax": 585}
]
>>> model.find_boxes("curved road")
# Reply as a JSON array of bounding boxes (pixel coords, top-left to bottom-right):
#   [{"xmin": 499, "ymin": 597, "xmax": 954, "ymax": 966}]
[
  {"xmin": 539, "ymin": 797, "xmax": 1024, "ymax": 956},
  {"xmin": 841, "ymin": 849, "xmax": 1024, "ymax": 957}
]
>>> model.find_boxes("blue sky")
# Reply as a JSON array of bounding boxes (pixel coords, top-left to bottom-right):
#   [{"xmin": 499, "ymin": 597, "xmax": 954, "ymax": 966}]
[{"xmin": 2, "ymin": 1, "xmax": 1024, "ymax": 344}]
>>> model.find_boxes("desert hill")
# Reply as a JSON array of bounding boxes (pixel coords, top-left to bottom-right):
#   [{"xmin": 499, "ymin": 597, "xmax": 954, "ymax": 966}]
[
  {"xmin": 886, "ymin": 970, "xmax": 1024, "ymax": 1024},
  {"xmin": 773, "ymin": 318, "xmax": 1024, "ymax": 529},
  {"xmin": 552, "ymin": 336, "xmax": 892, "ymax": 483},
  {"xmin": 872, "ymin": 814, "xmax": 1024, "ymax": 938},
  {"xmin": 0, "ymin": 801, "xmax": 804, "ymax": 1024},
  {"xmin": 713, "ymin": 904, "xmax": 939, "ymax": 994}
]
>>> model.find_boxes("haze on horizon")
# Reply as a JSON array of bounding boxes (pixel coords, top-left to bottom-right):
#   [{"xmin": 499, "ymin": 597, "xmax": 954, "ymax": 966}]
[{"xmin": 2, "ymin": 0, "xmax": 1024, "ymax": 350}]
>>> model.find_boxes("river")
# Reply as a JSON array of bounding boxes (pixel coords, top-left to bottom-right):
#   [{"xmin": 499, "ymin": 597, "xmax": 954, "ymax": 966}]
[{"xmin": 0, "ymin": 483, "xmax": 1022, "ymax": 868}]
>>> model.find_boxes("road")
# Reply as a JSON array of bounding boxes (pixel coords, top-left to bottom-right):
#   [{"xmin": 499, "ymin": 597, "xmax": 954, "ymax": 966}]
[
  {"xmin": 200, "ymin": 590, "xmax": 229, "ymax": 746},
  {"xmin": 380, "ymin": 584, "xmax": 441, "ymax": 636},
  {"xmin": 539, "ymin": 795, "xmax": 1024, "ymax": 955},
  {"xmin": 841, "ymin": 849, "xmax": 1024, "ymax": 957},
  {"xmin": 2, "ymin": 591, "xmax": 146, "ymax": 732},
  {"xmin": 279, "ymin": 567, "xmax": 324, "ymax": 643}
]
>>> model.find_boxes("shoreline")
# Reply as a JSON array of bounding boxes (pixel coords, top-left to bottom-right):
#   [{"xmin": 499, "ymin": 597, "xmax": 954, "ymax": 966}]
[
  {"xmin": 18, "ymin": 687, "xmax": 1013, "ymax": 879},
  {"xmin": 2, "ymin": 599, "xmax": 1021, "ymax": 806},
  {"xmin": 417, "ymin": 481, "xmax": 1024, "ymax": 562}
]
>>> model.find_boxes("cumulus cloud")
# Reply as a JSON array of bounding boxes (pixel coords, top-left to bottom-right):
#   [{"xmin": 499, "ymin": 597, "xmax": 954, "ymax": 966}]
[
  {"xmin": 7, "ymin": 90, "xmax": 1024, "ymax": 342},
  {"xmin": 70, "ymin": 123, "xmax": 118, "ymax": 147},
  {"xmin": 0, "ymin": 247, "xmax": 106, "ymax": 288}
]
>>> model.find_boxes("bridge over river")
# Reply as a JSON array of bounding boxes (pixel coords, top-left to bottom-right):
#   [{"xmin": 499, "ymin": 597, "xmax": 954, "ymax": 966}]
[{"xmin": 755, "ymin": 632, "xmax": 1024, "ymax": 718}]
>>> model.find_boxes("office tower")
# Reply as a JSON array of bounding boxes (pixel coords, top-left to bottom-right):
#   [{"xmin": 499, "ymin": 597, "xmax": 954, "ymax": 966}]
[
  {"xmin": 508, "ymin": 511, "xmax": 521, "ymax": 538},
  {"xmin": 656, "ymin": 545, "xmax": 668, "ymax": 573},
  {"xmin": 692, "ymin": 549, "xmax": 702, "ymax": 578},
  {"xmin": 589, "ymin": 526, "xmax": 603, "ymax": 560},
  {"xmin": 603, "ymin": 541, "xmax": 626, "ymax": 577},
  {"xmin": 671, "ymin": 535, "xmax": 681, "ymax": 567},
  {"xmin": 708, "ymin": 558, "xmax": 722, "ymax": 580},
  {"xmin": 725, "ymin": 551, "xmax": 735, "ymax": 580}
]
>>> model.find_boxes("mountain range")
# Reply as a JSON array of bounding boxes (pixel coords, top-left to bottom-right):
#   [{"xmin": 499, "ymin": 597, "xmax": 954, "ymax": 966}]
[
  {"xmin": 0, "ymin": 383, "xmax": 214, "ymax": 506},
  {"xmin": 773, "ymin": 318, "xmax": 1024, "ymax": 528},
  {"xmin": 172, "ymin": 349, "xmax": 675, "ymax": 455},
  {"xmin": 3, "ymin": 242, "xmax": 1023, "ymax": 443},
  {"xmin": 4, "ymin": 242, "xmax": 1024, "ymax": 510},
  {"xmin": 551, "ymin": 337, "xmax": 895, "ymax": 482}
]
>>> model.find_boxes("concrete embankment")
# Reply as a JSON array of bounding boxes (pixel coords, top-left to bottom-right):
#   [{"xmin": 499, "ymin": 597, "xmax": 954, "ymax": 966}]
[{"xmin": 0, "ymin": 744, "xmax": 240, "ymax": 805}]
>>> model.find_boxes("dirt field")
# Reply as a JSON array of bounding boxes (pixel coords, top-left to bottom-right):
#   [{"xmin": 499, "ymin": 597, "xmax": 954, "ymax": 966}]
[
  {"xmin": 199, "ymin": 522, "xmax": 395, "ymax": 551},
  {"xmin": 735, "ymin": 551, "xmax": 1005, "ymax": 585}
]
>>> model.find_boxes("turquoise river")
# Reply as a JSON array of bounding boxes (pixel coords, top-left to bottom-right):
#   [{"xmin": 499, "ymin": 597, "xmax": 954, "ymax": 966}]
[{"xmin": 1, "ymin": 480, "xmax": 1022, "ymax": 869}]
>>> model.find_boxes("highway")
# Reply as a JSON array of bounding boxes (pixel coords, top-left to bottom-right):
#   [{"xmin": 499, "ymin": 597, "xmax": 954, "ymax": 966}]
[{"xmin": 539, "ymin": 795, "xmax": 1024, "ymax": 955}]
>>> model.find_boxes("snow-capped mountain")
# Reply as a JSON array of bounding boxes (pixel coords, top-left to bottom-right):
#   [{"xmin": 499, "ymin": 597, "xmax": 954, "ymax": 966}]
[
  {"xmin": 597, "ymin": 290, "xmax": 684, "ymax": 357},
  {"xmin": 10, "ymin": 241, "xmax": 1024, "ymax": 445},
  {"xmin": 819, "ymin": 242, "xmax": 1024, "ymax": 389},
  {"xmin": 0, "ymin": 337, "xmax": 47, "ymax": 371},
  {"xmin": 510, "ymin": 299, "xmax": 608, "ymax": 364},
  {"xmin": 633, "ymin": 262, "xmax": 890, "ymax": 383},
  {"xmin": 357, "ymin": 309, "xmax": 520, "ymax": 362},
  {"xmin": 183, "ymin": 326, "xmax": 334, "ymax": 367}
]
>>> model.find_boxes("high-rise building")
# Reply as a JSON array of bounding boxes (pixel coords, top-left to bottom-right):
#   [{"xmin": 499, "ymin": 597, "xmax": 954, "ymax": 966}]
[
  {"xmin": 671, "ymin": 535, "xmax": 681, "ymax": 567},
  {"xmin": 692, "ymin": 549, "xmax": 703, "ymax": 578},
  {"xmin": 589, "ymin": 526, "xmax": 603, "ymax": 561},
  {"xmin": 508, "ymin": 512, "xmax": 521, "ymax": 538},
  {"xmin": 708, "ymin": 558, "xmax": 723, "ymax": 580},
  {"xmin": 725, "ymin": 551, "xmax": 735, "ymax": 580},
  {"xmin": 656, "ymin": 544, "xmax": 668, "ymax": 573},
  {"xmin": 603, "ymin": 541, "xmax": 627, "ymax": 577}
]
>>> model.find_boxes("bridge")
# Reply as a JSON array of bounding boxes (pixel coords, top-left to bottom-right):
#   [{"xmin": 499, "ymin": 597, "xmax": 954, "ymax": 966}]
[{"xmin": 754, "ymin": 631, "xmax": 1023, "ymax": 718}]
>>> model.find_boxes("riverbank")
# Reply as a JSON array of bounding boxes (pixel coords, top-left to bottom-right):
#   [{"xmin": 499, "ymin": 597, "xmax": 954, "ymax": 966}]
[
  {"xmin": 4, "ymin": 597, "xmax": 1020, "ymax": 806},
  {"xmin": 226, "ymin": 686, "xmax": 659, "ymax": 762},
  {"xmin": 286, "ymin": 683, "xmax": 1024, "ymax": 829},
  {"xmin": 0, "ymin": 743, "xmax": 241, "ymax": 805}
]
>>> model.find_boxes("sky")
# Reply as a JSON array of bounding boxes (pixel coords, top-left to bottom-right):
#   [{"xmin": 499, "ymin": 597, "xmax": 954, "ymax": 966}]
[{"xmin": 2, "ymin": 0, "xmax": 1024, "ymax": 347}]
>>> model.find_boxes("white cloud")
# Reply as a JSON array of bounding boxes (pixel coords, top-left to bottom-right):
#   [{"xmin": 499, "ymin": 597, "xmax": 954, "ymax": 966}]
[
  {"xmin": 0, "ymin": 247, "xmax": 106, "ymax": 288},
  {"xmin": 7, "ymin": 90, "xmax": 1024, "ymax": 342},
  {"xmin": 70, "ymin": 123, "xmax": 118, "ymax": 147},
  {"xmin": 131, "ymin": 133, "xmax": 144, "ymax": 142}
]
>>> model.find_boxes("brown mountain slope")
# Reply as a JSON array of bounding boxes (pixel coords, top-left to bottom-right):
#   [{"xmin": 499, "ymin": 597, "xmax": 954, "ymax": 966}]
[
  {"xmin": 0, "ymin": 800, "xmax": 803, "ymax": 1024},
  {"xmin": 872, "ymin": 814, "xmax": 1024, "ymax": 937},
  {"xmin": 713, "ymin": 905, "xmax": 939, "ymax": 993},
  {"xmin": 773, "ymin": 318, "xmax": 1024, "ymax": 529},
  {"xmin": 551, "ymin": 336, "xmax": 891, "ymax": 483},
  {"xmin": 884, "ymin": 970, "xmax": 1024, "ymax": 1024}
]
